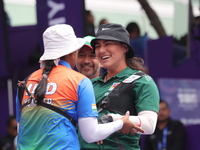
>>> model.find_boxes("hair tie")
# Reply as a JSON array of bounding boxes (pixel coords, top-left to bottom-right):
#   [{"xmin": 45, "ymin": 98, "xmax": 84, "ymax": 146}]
[
  {"xmin": 39, "ymin": 58, "xmax": 60, "ymax": 68},
  {"xmin": 42, "ymin": 74, "xmax": 48, "ymax": 79}
]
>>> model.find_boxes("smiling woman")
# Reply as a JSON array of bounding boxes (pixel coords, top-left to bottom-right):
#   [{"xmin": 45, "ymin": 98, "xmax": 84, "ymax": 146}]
[{"xmin": 79, "ymin": 23, "xmax": 160, "ymax": 150}]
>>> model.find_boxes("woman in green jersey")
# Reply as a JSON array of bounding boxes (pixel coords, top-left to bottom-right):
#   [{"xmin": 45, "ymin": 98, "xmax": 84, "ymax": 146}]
[{"xmin": 79, "ymin": 23, "xmax": 160, "ymax": 150}]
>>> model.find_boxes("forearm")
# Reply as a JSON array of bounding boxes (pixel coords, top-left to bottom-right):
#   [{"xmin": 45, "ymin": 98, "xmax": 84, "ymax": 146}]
[
  {"xmin": 110, "ymin": 111, "xmax": 157, "ymax": 134},
  {"xmin": 78, "ymin": 117, "xmax": 123, "ymax": 143}
]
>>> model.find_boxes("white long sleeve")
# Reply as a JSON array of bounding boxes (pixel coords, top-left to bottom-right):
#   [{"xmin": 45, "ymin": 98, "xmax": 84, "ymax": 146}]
[
  {"xmin": 110, "ymin": 110, "xmax": 157, "ymax": 134},
  {"xmin": 78, "ymin": 117, "xmax": 123, "ymax": 143}
]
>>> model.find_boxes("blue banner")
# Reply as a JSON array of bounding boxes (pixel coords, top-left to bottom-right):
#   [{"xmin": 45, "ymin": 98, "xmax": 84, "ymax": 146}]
[
  {"xmin": 36, "ymin": 0, "xmax": 85, "ymax": 44},
  {"xmin": 158, "ymin": 78, "xmax": 200, "ymax": 126}
]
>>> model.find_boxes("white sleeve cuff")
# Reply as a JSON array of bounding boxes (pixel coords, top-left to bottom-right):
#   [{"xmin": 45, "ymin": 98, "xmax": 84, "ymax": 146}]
[
  {"xmin": 78, "ymin": 117, "xmax": 123, "ymax": 143},
  {"xmin": 110, "ymin": 110, "xmax": 157, "ymax": 134}
]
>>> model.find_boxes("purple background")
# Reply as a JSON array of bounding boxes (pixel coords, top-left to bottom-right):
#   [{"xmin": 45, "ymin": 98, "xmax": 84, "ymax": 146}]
[
  {"xmin": 0, "ymin": 0, "xmax": 85, "ymax": 137},
  {"xmin": 158, "ymin": 78, "xmax": 200, "ymax": 125},
  {"xmin": 0, "ymin": 1, "xmax": 200, "ymax": 149}
]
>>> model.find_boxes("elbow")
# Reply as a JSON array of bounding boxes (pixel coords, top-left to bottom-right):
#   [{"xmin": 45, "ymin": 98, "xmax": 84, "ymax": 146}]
[
  {"xmin": 144, "ymin": 119, "xmax": 157, "ymax": 135},
  {"xmin": 140, "ymin": 111, "xmax": 157, "ymax": 135},
  {"xmin": 141, "ymin": 117, "xmax": 157, "ymax": 135},
  {"xmin": 83, "ymin": 138, "xmax": 93, "ymax": 143},
  {"xmin": 147, "ymin": 127, "xmax": 155, "ymax": 134},
  {"xmin": 81, "ymin": 133, "xmax": 97, "ymax": 143},
  {"xmin": 83, "ymin": 136, "xmax": 98, "ymax": 143},
  {"xmin": 151, "ymin": 125, "xmax": 156, "ymax": 134},
  {"xmin": 142, "ymin": 127, "xmax": 155, "ymax": 135},
  {"xmin": 142, "ymin": 126, "xmax": 155, "ymax": 135}
]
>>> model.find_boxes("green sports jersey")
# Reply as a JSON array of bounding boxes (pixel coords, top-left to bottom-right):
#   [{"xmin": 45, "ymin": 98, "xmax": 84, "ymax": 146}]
[{"xmin": 79, "ymin": 67, "xmax": 160, "ymax": 150}]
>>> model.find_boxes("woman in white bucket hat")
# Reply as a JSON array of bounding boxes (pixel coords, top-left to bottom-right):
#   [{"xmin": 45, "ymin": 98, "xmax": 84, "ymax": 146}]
[{"xmin": 16, "ymin": 24, "xmax": 143, "ymax": 150}]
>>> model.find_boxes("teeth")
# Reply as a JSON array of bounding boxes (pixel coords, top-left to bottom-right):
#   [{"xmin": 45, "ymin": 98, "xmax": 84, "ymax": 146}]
[
  {"xmin": 102, "ymin": 56, "xmax": 110, "ymax": 60},
  {"xmin": 83, "ymin": 66, "xmax": 91, "ymax": 68}
]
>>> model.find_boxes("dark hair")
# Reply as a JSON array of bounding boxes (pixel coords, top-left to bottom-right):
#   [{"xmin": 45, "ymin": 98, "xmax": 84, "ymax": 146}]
[
  {"xmin": 159, "ymin": 99, "xmax": 169, "ymax": 108},
  {"xmin": 85, "ymin": 10, "xmax": 91, "ymax": 15},
  {"xmin": 6, "ymin": 115, "xmax": 16, "ymax": 127},
  {"xmin": 126, "ymin": 56, "xmax": 148, "ymax": 74},
  {"xmin": 99, "ymin": 18, "xmax": 108, "ymax": 27},
  {"xmin": 123, "ymin": 42, "xmax": 148, "ymax": 74},
  {"xmin": 126, "ymin": 22, "xmax": 140, "ymax": 36},
  {"xmin": 34, "ymin": 60, "xmax": 54, "ymax": 102}
]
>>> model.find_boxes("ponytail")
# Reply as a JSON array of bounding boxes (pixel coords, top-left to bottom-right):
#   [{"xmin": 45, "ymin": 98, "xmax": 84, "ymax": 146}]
[
  {"xmin": 126, "ymin": 56, "xmax": 149, "ymax": 74},
  {"xmin": 34, "ymin": 60, "xmax": 54, "ymax": 103}
]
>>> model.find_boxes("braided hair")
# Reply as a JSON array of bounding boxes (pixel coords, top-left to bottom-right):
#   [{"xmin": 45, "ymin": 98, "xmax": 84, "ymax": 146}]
[{"xmin": 34, "ymin": 60, "xmax": 54, "ymax": 103}]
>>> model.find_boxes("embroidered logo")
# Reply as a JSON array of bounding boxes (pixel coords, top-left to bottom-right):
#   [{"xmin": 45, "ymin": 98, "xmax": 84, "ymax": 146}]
[
  {"xmin": 102, "ymin": 28, "xmax": 111, "ymax": 31},
  {"xmin": 108, "ymin": 83, "xmax": 120, "ymax": 91}
]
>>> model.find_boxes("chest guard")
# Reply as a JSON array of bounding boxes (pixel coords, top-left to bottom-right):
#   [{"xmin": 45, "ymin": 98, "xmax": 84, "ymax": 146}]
[{"xmin": 97, "ymin": 72, "xmax": 145, "ymax": 115}]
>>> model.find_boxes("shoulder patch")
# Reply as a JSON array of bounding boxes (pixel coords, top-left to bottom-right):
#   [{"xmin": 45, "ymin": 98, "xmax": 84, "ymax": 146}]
[
  {"xmin": 122, "ymin": 75, "xmax": 142, "ymax": 83},
  {"xmin": 92, "ymin": 104, "xmax": 97, "ymax": 111}
]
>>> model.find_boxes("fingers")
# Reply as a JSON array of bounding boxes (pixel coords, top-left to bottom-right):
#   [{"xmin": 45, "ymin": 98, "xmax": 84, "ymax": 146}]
[
  {"xmin": 124, "ymin": 111, "xmax": 145, "ymax": 133},
  {"xmin": 119, "ymin": 111, "xmax": 132, "ymax": 134},
  {"xmin": 132, "ymin": 124, "xmax": 145, "ymax": 133},
  {"xmin": 124, "ymin": 111, "xmax": 130, "ymax": 118},
  {"xmin": 130, "ymin": 129, "xmax": 136, "ymax": 135},
  {"xmin": 120, "ymin": 111, "xmax": 145, "ymax": 135},
  {"xmin": 118, "ymin": 111, "xmax": 146, "ymax": 135},
  {"xmin": 119, "ymin": 129, "xmax": 128, "ymax": 134},
  {"xmin": 96, "ymin": 140, "xmax": 103, "ymax": 145}
]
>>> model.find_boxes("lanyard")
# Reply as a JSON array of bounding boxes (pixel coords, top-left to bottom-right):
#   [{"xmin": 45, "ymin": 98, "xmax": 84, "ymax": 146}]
[{"xmin": 158, "ymin": 126, "xmax": 168, "ymax": 150}]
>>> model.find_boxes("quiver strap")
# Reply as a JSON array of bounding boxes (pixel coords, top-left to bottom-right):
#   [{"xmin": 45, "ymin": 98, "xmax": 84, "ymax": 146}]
[{"xmin": 17, "ymin": 74, "xmax": 77, "ymax": 127}]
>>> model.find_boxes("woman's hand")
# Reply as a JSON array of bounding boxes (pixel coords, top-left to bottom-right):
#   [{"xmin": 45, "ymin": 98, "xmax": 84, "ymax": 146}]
[
  {"xmin": 120, "ymin": 111, "xmax": 144, "ymax": 135},
  {"xmin": 96, "ymin": 140, "xmax": 103, "ymax": 145}
]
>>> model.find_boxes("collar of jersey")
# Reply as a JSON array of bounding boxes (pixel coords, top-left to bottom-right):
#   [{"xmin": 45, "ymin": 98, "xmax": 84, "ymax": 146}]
[
  {"xmin": 92, "ymin": 67, "xmax": 138, "ymax": 83},
  {"xmin": 58, "ymin": 60, "xmax": 72, "ymax": 69}
]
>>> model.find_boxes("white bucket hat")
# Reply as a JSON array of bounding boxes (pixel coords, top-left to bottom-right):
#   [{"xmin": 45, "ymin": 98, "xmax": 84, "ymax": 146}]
[{"xmin": 40, "ymin": 24, "xmax": 84, "ymax": 61}]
